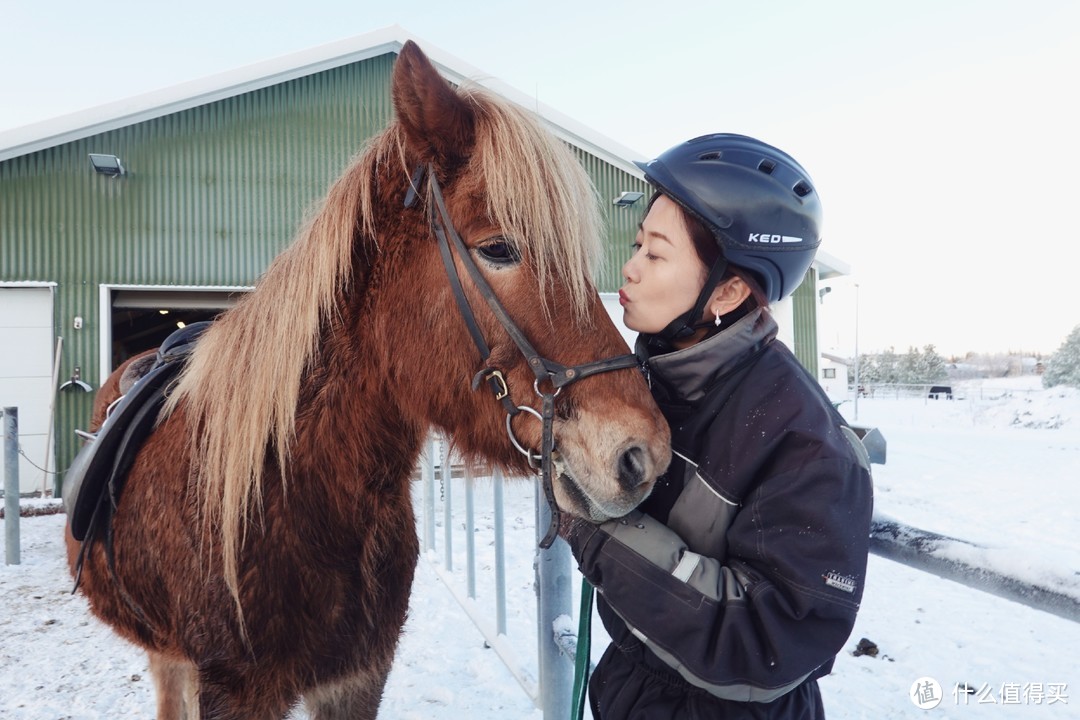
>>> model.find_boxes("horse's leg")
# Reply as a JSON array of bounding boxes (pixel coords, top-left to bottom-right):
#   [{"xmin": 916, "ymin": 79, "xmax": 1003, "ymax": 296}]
[
  {"xmin": 303, "ymin": 667, "xmax": 391, "ymax": 720},
  {"xmin": 149, "ymin": 651, "xmax": 197, "ymax": 720},
  {"xmin": 197, "ymin": 668, "xmax": 296, "ymax": 720}
]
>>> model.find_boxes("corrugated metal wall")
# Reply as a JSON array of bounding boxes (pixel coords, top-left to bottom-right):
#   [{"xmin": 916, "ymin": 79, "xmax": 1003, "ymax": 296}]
[
  {"xmin": 791, "ymin": 269, "xmax": 819, "ymax": 377},
  {"xmin": 569, "ymin": 146, "xmax": 650, "ymax": 292}
]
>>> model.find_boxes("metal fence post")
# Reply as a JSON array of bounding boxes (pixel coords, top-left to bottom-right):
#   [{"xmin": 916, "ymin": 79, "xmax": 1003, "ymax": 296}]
[
  {"xmin": 535, "ymin": 478, "xmax": 572, "ymax": 718},
  {"xmin": 493, "ymin": 469, "xmax": 507, "ymax": 636},
  {"xmin": 442, "ymin": 441, "xmax": 453, "ymax": 572},
  {"xmin": 3, "ymin": 407, "xmax": 20, "ymax": 565},
  {"xmin": 422, "ymin": 435, "xmax": 436, "ymax": 554},
  {"xmin": 465, "ymin": 465, "xmax": 476, "ymax": 599}
]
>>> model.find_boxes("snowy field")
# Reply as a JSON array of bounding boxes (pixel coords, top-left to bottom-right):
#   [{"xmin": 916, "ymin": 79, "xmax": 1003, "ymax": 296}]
[{"xmin": 2, "ymin": 375, "xmax": 1078, "ymax": 718}]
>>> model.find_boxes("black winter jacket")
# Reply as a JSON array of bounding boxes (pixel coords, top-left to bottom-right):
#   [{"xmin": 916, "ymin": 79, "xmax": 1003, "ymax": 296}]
[{"xmin": 567, "ymin": 309, "xmax": 874, "ymax": 719}]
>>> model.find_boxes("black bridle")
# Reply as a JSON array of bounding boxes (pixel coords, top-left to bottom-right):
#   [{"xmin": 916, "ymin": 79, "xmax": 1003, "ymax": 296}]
[{"xmin": 408, "ymin": 164, "xmax": 639, "ymax": 548}]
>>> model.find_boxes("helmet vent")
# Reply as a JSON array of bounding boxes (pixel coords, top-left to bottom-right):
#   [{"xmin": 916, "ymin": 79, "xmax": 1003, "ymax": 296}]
[
  {"xmin": 757, "ymin": 159, "xmax": 776, "ymax": 174},
  {"xmin": 698, "ymin": 151, "xmax": 723, "ymax": 161},
  {"xmin": 792, "ymin": 181, "xmax": 813, "ymax": 198}
]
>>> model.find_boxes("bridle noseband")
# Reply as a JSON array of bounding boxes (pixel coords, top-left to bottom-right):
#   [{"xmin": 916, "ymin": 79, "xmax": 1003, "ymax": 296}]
[{"xmin": 408, "ymin": 164, "xmax": 639, "ymax": 548}]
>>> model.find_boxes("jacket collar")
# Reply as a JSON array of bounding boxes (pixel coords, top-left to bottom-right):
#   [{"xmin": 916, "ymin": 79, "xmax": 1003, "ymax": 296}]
[{"xmin": 637, "ymin": 308, "xmax": 778, "ymax": 404}]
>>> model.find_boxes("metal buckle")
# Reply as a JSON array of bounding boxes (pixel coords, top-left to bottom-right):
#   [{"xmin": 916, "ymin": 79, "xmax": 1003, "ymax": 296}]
[{"xmin": 490, "ymin": 370, "xmax": 509, "ymax": 401}]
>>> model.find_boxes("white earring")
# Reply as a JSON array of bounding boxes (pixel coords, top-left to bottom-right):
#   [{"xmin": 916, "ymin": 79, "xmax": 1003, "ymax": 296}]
[{"xmin": 714, "ymin": 312, "xmax": 722, "ymax": 327}]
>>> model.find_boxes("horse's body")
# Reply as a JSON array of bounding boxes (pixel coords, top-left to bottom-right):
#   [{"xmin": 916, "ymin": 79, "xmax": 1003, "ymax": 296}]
[{"xmin": 66, "ymin": 42, "xmax": 669, "ymax": 719}]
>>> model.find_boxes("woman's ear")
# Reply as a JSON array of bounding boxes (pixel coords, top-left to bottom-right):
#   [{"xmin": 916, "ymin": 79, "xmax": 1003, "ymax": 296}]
[{"xmin": 707, "ymin": 277, "xmax": 752, "ymax": 318}]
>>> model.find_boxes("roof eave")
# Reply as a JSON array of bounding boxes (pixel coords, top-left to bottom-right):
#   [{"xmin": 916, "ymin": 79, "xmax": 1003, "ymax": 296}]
[
  {"xmin": 0, "ymin": 25, "xmax": 646, "ymax": 176},
  {"xmin": 814, "ymin": 249, "xmax": 851, "ymax": 280}
]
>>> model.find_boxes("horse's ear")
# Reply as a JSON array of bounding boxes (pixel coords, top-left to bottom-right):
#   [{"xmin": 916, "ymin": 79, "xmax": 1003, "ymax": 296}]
[{"xmin": 392, "ymin": 41, "xmax": 475, "ymax": 172}]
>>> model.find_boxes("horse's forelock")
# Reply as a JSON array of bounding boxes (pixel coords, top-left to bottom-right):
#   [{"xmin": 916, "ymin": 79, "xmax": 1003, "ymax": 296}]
[{"xmin": 466, "ymin": 87, "xmax": 604, "ymax": 324}]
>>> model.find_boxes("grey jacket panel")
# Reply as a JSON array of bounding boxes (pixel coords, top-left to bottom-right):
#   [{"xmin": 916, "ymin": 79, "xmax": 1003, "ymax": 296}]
[
  {"xmin": 630, "ymin": 630, "xmax": 814, "ymax": 703},
  {"xmin": 665, "ymin": 460, "xmax": 740, "ymax": 562}
]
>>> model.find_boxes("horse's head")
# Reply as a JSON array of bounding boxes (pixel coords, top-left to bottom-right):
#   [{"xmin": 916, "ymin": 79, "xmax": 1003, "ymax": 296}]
[{"xmin": 378, "ymin": 42, "xmax": 671, "ymax": 521}]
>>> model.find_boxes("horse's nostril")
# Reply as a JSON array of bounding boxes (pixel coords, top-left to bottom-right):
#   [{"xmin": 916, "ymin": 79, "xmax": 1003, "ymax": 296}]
[{"xmin": 617, "ymin": 446, "xmax": 648, "ymax": 490}]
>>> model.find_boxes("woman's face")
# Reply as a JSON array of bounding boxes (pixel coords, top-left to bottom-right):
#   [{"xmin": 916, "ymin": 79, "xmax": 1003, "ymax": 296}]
[{"xmin": 619, "ymin": 195, "xmax": 708, "ymax": 334}]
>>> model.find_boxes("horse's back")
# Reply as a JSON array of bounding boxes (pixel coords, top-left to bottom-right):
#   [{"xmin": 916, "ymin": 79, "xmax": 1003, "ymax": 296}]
[{"xmin": 89, "ymin": 349, "xmax": 157, "ymax": 431}]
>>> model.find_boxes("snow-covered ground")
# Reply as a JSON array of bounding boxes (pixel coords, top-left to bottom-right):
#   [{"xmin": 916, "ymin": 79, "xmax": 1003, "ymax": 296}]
[{"xmin": 2, "ymin": 375, "xmax": 1078, "ymax": 718}]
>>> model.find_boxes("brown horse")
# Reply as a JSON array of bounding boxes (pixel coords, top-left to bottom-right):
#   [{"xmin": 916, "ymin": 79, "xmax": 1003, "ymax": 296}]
[{"xmin": 66, "ymin": 41, "xmax": 670, "ymax": 719}]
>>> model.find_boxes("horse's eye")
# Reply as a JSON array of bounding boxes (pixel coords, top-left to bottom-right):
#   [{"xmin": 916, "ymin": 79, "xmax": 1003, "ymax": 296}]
[{"xmin": 477, "ymin": 238, "xmax": 521, "ymax": 265}]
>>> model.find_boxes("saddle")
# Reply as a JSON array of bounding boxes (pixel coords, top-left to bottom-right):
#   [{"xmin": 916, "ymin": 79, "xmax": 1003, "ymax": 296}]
[{"xmin": 63, "ymin": 322, "xmax": 211, "ymax": 585}]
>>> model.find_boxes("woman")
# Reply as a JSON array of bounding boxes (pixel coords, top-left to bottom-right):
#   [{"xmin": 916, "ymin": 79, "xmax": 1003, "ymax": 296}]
[{"xmin": 562, "ymin": 134, "xmax": 874, "ymax": 719}]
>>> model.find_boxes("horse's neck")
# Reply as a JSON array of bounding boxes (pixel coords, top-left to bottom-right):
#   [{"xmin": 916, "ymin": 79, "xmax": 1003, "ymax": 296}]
[{"xmin": 290, "ymin": 338, "xmax": 426, "ymax": 499}]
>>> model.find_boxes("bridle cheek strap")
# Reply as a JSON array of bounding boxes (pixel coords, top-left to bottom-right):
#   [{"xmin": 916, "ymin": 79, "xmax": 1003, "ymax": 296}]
[{"xmin": 422, "ymin": 164, "xmax": 638, "ymax": 548}]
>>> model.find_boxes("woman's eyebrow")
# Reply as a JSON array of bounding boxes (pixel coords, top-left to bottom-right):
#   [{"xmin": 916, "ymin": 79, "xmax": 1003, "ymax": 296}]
[{"xmin": 640, "ymin": 226, "xmax": 674, "ymax": 246}]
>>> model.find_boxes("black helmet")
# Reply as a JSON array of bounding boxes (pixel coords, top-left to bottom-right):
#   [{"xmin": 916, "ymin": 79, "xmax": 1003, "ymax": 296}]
[{"xmin": 635, "ymin": 133, "xmax": 822, "ymax": 304}]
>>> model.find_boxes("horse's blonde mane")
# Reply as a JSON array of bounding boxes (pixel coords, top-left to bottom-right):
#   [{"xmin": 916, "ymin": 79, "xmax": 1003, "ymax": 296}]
[
  {"xmin": 462, "ymin": 85, "xmax": 603, "ymax": 322},
  {"xmin": 163, "ymin": 85, "xmax": 603, "ymax": 614}
]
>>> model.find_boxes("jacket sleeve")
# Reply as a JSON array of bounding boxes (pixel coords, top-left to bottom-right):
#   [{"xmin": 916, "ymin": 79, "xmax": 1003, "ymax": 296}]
[{"xmin": 567, "ymin": 454, "xmax": 873, "ymax": 702}]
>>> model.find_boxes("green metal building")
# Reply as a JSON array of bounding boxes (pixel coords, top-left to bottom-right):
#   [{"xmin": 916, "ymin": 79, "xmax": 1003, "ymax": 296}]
[{"xmin": 0, "ymin": 28, "xmax": 838, "ymax": 494}]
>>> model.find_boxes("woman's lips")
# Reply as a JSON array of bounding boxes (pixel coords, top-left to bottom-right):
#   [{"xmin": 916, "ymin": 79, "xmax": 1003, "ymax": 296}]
[{"xmin": 618, "ymin": 289, "xmax": 629, "ymax": 306}]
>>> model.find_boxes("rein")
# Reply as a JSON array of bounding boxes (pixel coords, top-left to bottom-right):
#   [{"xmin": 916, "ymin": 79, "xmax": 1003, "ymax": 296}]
[{"xmin": 411, "ymin": 164, "xmax": 639, "ymax": 548}]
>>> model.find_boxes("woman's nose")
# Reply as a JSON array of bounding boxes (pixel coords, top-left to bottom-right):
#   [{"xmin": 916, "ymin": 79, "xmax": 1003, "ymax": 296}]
[{"xmin": 622, "ymin": 256, "xmax": 637, "ymax": 283}]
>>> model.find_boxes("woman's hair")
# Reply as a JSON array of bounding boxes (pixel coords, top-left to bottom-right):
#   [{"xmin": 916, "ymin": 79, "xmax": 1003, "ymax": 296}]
[{"xmin": 645, "ymin": 191, "xmax": 769, "ymax": 311}]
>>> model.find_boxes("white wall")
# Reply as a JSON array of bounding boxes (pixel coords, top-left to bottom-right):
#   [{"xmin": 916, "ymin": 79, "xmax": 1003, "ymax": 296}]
[{"xmin": 0, "ymin": 285, "xmax": 55, "ymax": 495}]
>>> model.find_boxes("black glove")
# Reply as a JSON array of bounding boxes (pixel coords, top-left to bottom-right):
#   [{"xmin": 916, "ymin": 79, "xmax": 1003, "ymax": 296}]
[{"xmin": 558, "ymin": 512, "xmax": 602, "ymax": 560}]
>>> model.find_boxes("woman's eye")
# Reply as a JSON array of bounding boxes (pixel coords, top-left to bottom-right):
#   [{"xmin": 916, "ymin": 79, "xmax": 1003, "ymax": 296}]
[
  {"xmin": 477, "ymin": 238, "xmax": 521, "ymax": 265},
  {"xmin": 630, "ymin": 241, "xmax": 658, "ymax": 260},
  {"xmin": 632, "ymin": 243, "xmax": 658, "ymax": 261}
]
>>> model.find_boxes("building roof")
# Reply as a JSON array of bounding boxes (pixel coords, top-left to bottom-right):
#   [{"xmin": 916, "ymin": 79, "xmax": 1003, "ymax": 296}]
[
  {"xmin": 0, "ymin": 26, "xmax": 850, "ymax": 281},
  {"xmin": 0, "ymin": 25, "xmax": 646, "ymax": 174},
  {"xmin": 814, "ymin": 250, "xmax": 851, "ymax": 280}
]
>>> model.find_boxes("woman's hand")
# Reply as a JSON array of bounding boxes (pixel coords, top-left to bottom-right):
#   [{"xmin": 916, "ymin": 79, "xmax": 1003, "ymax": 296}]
[{"xmin": 558, "ymin": 512, "xmax": 601, "ymax": 559}]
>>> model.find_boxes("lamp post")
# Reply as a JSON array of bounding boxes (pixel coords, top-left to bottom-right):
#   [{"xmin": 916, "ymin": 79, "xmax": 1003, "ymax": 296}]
[{"xmin": 853, "ymin": 283, "xmax": 860, "ymax": 422}]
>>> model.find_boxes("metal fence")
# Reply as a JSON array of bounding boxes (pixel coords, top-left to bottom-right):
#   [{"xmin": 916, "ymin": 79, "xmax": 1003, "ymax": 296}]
[
  {"xmin": 851, "ymin": 383, "xmax": 1043, "ymax": 401},
  {"xmin": 414, "ymin": 435, "xmax": 576, "ymax": 718}
]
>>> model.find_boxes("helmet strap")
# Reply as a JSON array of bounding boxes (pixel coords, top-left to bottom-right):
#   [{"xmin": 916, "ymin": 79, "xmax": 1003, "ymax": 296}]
[{"xmin": 647, "ymin": 258, "xmax": 729, "ymax": 347}]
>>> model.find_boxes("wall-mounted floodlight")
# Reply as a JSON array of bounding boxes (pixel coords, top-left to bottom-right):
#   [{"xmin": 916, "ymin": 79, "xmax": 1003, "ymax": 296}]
[
  {"xmin": 818, "ymin": 286, "xmax": 833, "ymax": 303},
  {"xmin": 612, "ymin": 191, "xmax": 644, "ymax": 207},
  {"xmin": 88, "ymin": 153, "xmax": 125, "ymax": 177}
]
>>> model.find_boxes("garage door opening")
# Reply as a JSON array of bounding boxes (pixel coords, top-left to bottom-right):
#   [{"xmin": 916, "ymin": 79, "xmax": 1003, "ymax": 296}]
[{"xmin": 106, "ymin": 287, "xmax": 249, "ymax": 372}]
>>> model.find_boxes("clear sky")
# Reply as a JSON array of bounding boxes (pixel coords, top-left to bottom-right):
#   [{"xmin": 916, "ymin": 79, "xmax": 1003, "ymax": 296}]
[{"xmin": 2, "ymin": 0, "xmax": 1077, "ymax": 357}]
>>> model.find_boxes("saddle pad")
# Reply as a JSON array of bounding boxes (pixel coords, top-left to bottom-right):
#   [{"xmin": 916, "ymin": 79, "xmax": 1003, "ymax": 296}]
[{"xmin": 63, "ymin": 321, "xmax": 211, "ymax": 542}]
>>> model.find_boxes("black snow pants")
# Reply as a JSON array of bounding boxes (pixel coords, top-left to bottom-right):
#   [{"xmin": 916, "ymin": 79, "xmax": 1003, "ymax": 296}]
[{"xmin": 588, "ymin": 641, "xmax": 826, "ymax": 720}]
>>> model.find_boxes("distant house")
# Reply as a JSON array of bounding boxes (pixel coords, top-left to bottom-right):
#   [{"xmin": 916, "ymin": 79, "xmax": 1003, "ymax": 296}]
[{"xmin": 819, "ymin": 352, "xmax": 851, "ymax": 403}]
